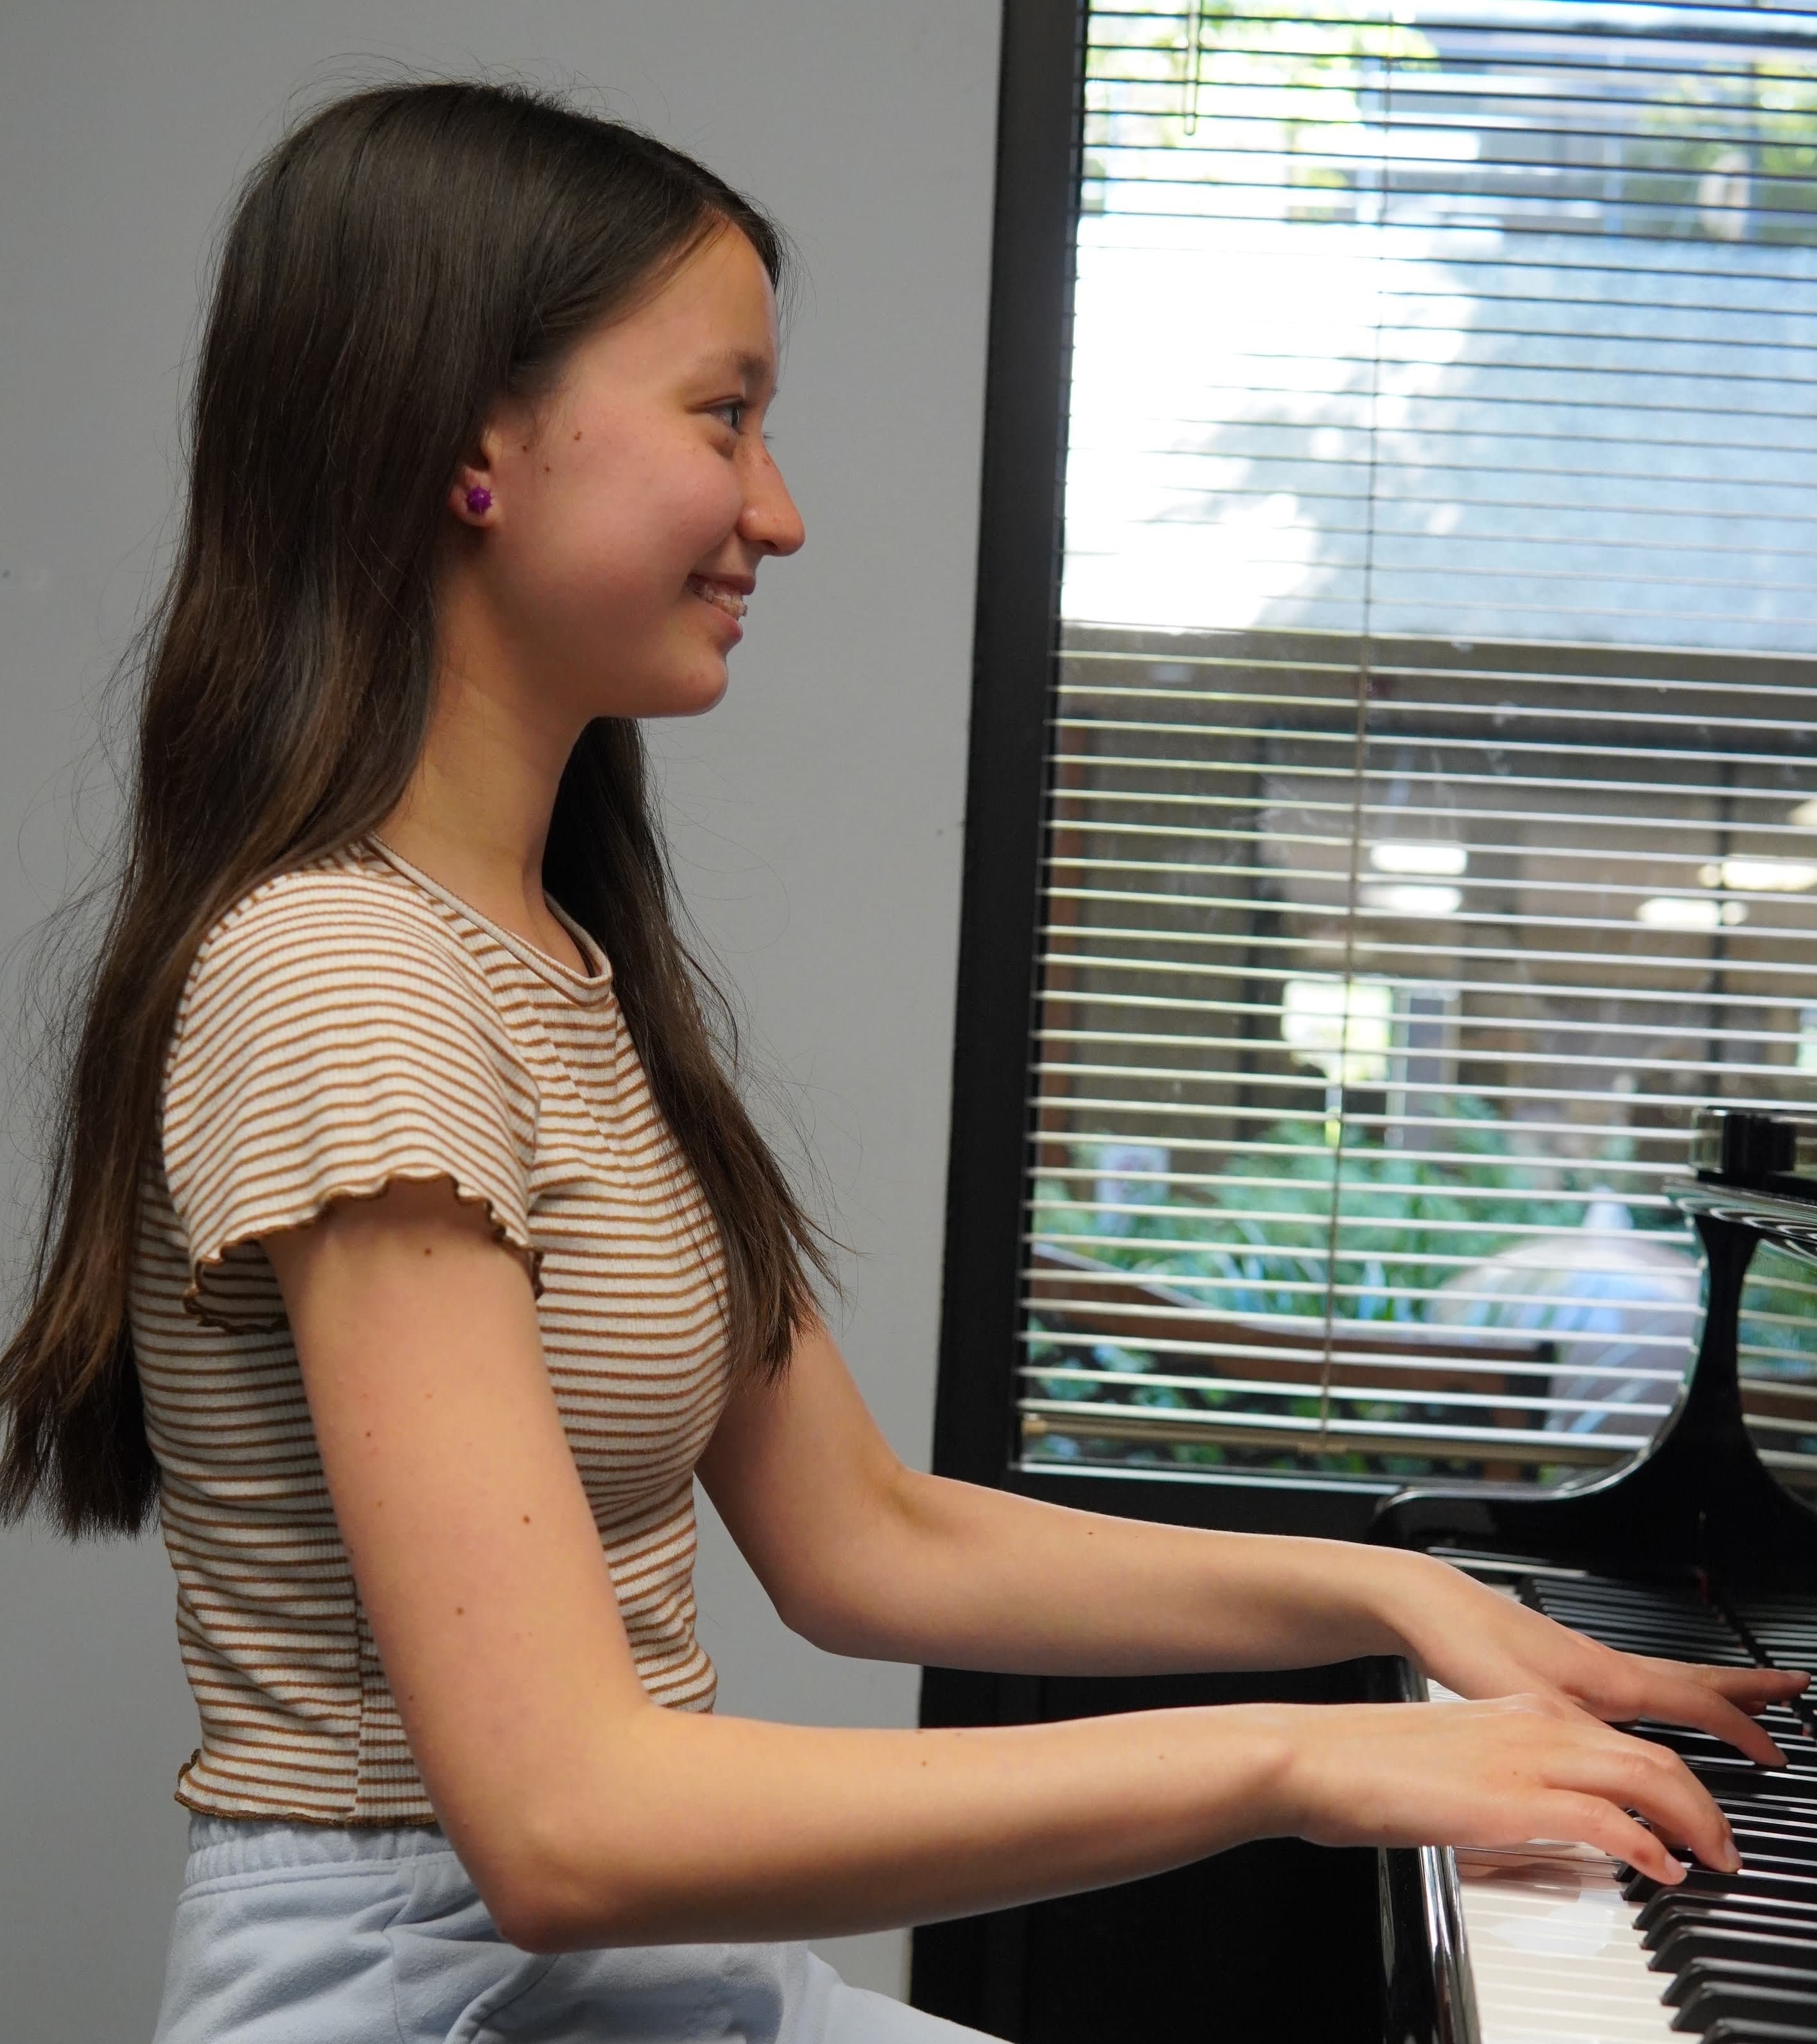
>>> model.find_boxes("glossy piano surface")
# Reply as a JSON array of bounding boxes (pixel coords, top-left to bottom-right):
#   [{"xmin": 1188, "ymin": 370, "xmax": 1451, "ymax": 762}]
[{"xmin": 1374, "ymin": 1111, "xmax": 1817, "ymax": 2044}]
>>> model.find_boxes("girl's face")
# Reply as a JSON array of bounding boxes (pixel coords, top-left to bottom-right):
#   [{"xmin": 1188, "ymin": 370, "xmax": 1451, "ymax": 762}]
[{"xmin": 445, "ymin": 223, "xmax": 803, "ymax": 726}]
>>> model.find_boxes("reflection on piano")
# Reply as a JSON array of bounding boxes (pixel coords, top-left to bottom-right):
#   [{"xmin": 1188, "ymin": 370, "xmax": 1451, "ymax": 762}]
[{"xmin": 1376, "ymin": 1108, "xmax": 1817, "ymax": 2043}]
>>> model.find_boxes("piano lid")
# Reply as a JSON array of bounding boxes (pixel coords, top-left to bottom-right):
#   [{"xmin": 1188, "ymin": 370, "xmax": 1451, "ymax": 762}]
[
  {"xmin": 1691, "ymin": 1105, "xmax": 1817, "ymax": 1189},
  {"xmin": 1679, "ymin": 1107, "xmax": 1817, "ymax": 1266}
]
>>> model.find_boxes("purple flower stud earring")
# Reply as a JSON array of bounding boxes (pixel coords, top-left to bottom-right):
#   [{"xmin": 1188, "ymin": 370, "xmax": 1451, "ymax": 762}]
[{"xmin": 464, "ymin": 484, "xmax": 493, "ymax": 516}]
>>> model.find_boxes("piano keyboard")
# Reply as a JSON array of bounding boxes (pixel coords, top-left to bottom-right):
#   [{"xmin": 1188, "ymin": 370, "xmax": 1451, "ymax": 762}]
[{"xmin": 1425, "ymin": 1567, "xmax": 1817, "ymax": 2042}]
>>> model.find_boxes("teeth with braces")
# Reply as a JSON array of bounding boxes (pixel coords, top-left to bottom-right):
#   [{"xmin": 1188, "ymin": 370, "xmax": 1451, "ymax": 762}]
[{"xmin": 687, "ymin": 575, "xmax": 747, "ymax": 620}]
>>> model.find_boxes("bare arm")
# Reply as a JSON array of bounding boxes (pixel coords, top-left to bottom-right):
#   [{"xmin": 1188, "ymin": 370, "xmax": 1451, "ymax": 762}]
[
  {"xmin": 702, "ymin": 1329, "xmax": 1407, "ymax": 1671},
  {"xmin": 699, "ymin": 1323, "xmax": 1805, "ymax": 1766},
  {"xmin": 265, "ymin": 1177, "xmax": 1742, "ymax": 1955}
]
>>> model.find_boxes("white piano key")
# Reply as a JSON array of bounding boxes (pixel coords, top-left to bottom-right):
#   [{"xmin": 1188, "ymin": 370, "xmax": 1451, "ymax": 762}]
[{"xmin": 1454, "ymin": 1841, "xmax": 1675, "ymax": 2044}]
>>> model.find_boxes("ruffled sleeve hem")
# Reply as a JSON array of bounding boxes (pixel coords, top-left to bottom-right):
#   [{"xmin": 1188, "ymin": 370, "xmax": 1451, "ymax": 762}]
[{"xmin": 181, "ymin": 1164, "xmax": 543, "ymax": 1336}]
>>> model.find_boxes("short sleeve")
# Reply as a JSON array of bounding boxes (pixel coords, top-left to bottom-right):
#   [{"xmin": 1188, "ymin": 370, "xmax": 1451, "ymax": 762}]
[{"xmin": 161, "ymin": 876, "xmax": 541, "ymax": 1333}]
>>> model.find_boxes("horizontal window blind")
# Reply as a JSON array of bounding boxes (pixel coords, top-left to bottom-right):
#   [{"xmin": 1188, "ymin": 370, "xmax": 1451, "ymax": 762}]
[{"xmin": 1019, "ymin": 0, "xmax": 1817, "ymax": 1490}]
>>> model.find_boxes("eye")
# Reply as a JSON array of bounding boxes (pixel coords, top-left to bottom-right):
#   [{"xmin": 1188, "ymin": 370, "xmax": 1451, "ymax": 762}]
[{"xmin": 708, "ymin": 400, "xmax": 746, "ymax": 434}]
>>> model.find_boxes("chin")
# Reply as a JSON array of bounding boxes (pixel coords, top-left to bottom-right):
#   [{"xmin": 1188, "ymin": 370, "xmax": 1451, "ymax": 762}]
[{"xmin": 619, "ymin": 669, "xmax": 731, "ymax": 720}]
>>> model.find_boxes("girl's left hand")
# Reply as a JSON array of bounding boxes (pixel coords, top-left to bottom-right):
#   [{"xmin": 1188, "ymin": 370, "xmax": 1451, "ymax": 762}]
[{"xmin": 1388, "ymin": 1554, "xmax": 1810, "ymax": 1768}]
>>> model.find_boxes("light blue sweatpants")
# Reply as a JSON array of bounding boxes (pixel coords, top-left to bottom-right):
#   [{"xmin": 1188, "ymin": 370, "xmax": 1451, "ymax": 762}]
[{"xmin": 151, "ymin": 1817, "xmax": 1000, "ymax": 2043}]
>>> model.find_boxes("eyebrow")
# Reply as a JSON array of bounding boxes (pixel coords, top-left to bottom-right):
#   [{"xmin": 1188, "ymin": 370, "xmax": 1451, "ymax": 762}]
[{"xmin": 697, "ymin": 347, "xmax": 779, "ymax": 394}]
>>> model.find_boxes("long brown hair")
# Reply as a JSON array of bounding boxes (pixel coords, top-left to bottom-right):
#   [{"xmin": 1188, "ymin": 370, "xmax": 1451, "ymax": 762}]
[{"xmin": 1, "ymin": 78, "xmax": 834, "ymax": 1538}]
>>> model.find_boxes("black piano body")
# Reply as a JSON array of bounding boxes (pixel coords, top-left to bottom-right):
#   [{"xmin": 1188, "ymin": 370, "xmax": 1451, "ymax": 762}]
[{"xmin": 1374, "ymin": 1107, "xmax": 1817, "ymax": 2044}]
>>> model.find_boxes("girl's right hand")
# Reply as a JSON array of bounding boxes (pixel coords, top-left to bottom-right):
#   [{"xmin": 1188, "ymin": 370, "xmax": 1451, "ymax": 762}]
[{"xmin": 1263, "ymin": 1694, "xmax": 1742, "ymax": 1885}]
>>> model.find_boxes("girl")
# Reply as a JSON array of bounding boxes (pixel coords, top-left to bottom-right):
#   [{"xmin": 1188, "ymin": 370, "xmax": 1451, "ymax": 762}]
[{"xmin": 1, "ymin": 77, "xmax": 1800, "ymax": 2044}]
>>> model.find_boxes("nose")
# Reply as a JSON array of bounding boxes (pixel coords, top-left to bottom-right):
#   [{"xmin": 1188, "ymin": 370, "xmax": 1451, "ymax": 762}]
[{"xmin": 739, "ymin": 445, "xmax": 805, "ymax": 559}]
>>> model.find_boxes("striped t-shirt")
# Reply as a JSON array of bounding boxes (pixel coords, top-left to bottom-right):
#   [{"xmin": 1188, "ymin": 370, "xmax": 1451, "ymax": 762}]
[{"xmin": 128, "ymin": 833, "xmax": 733, "ymax": 1824}]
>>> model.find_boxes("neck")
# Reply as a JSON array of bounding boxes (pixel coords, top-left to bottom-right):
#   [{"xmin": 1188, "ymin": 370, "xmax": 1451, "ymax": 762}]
[{"xmin": 377, "ymin": 638, "xmax": 584, "ymax": 946}]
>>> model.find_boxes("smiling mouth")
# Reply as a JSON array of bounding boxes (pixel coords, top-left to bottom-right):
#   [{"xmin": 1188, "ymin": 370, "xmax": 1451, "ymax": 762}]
[{"xmin": 686, "ymin": 575, "xmax": 748, "ymax": 620}]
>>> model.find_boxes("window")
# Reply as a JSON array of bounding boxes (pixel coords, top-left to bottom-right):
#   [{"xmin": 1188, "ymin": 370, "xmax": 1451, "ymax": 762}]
[{"xmin": 938, "ymin": 0, "xmax": 1817, "ymax": 1515}]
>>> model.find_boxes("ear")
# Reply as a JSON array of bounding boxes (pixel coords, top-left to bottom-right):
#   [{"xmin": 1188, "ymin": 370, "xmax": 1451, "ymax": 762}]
[
  {"xmin": 448, "ymin": 448, "xmax": 497, "ymax": 525},
  {"xmin": 447, "ymin": 413, "xmax": 519, "ymax": 527}
]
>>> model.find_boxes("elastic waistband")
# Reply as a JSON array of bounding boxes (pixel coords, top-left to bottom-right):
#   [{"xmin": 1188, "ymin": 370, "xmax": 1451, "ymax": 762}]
[{"xmin": 184, "ymin": 1814, "xmax": 459, "ymax": 1884}]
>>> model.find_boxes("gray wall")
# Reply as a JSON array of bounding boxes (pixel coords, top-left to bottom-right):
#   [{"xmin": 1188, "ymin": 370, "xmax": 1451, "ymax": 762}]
[{"xmin": 0, "ymin": 5, "xmax": 998, "ymax": 2034}]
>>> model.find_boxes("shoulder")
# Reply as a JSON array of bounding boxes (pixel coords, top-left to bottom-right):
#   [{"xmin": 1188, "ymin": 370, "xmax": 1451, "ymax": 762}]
[
  {"xmin": 157, "ymin": 845, "xmax": 542, "ymax": 1305},
  {"xmin": 179, "ymin": 845, "xmax": 488, "ymax": 1034}
]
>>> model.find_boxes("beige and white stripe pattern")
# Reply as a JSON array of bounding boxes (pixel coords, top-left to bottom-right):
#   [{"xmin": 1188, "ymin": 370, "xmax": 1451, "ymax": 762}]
[{"xmin": 128, "ymin": 835, "xmax": 732, "ymax": 1824}]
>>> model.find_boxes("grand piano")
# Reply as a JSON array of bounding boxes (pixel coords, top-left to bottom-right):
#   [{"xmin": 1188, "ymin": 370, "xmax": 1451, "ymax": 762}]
[{"xmin": 1376, "ymin": 1107, "xmax": 1817, "ymax": 2043}]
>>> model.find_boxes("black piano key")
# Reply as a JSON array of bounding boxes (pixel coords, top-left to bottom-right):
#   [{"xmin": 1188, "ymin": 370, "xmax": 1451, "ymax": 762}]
[
  {"xmin": 1722, "ymin": 1829, "xmax": 1817, "ymax": 1859},
  {"xmin": 1651, "ymin": 1925, "xmax": 1817, "ymax": 1975},
  {"xmin": 1541, "ymin": 1574, "xmax": 1706, "ymax": 1599},
  {"xmin": 1640, "ymin": 1888, "xmax": 1817, "ymax": 1937},
  {"xmin": 1671, "ymin": 1980, "xmax": 1817, "ymax": 2031},
  {"xmin": 1553, "ymin": 1630, "xmax": 1755, "ymax": 1662},
  {"xmin": 1643, "ymin": 1722, "xmax": 1767, "ymax": 1746},
  {"xmin": 1535, "ymin": 1591, "xmax": 1728, "ymax": 1618},
  {"xmin": 1651, "ymin": 1846, "xmax": 1817, "ymax": 1886},
  {"xmin": 1650, "ymin": 1738, "xmax": 1817, "ymax": 1778},
  {"xmin": 1691, "ymin": 1775, "xmax": 1817, "ymax": 1805},
  {"xmin": 1665, "ymin": 1848, "xmax": 1817, "ymax": 1880},
  {"xmin": 1537, "ymin": 1574, "xmax": 1700, "ymax": 1598},
  {"xmin": 1545, "ymin": 1614, "xmax": 1748, "ymax": 1642},
  {"xmin": 1697, "ymin": 2022, "xmax": 1817, "ymax": 2042},
  {"xmin": 1530, "ymin": 1613, "xmax": 1758, "ymax": 1659},
  {"xmin": 1684, "ymin": 1725, "xmax": 1814, "ymax": 1757},
  {"xmin": 1712, "ymin": 1793, "xmax": 1817, "ymax": 1823},
  {"xmin": 1679, "ymin": 1732, "xmax": 1817, "ymax": 1758},
  {"xmin": 1664, "ymin": 1957, "xmax": 1817, "ymax": 2009},
  {"xmin": 1535, "ymin": 1583, "xmax": 1736, "ymax": 1611},
  {"xmin": 1675, "ymin": 1824, "xmax": 1817, "ymax": 1855},
  {"xmin": 1733, "ymin": 1602, "xmax": 1817, "ymax": 1634},
  {"xmin": 1709, "ymin": 1837, "xmax": 1817, "ymax": 1867},
  {"xmin": 1628, "ymin": 1868, "xmax": 1817, "ymax": 1911},
  {"xmin": 1681, "ymin": 1713, "xmax": 1806, "ymax": 1736},
  {"xmin": 1539, "ymin": 1603, "xmax": 1742, "ymax": 1630},
  {"xmin": 1667, "ymin": 1729, "xmax": 1817, "ymax": 1760},
  {"xmin": 1718, "ymin": 1823, "xmax": 1817, "ymax": 1849},
  {"xmin": 1648, "ymin": 1708, "xmax": 1813, "ymax": 1740},
  {"xmin": 1646, "ymin": 1909, "xmax": 1817, "ymax": 1954}
]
